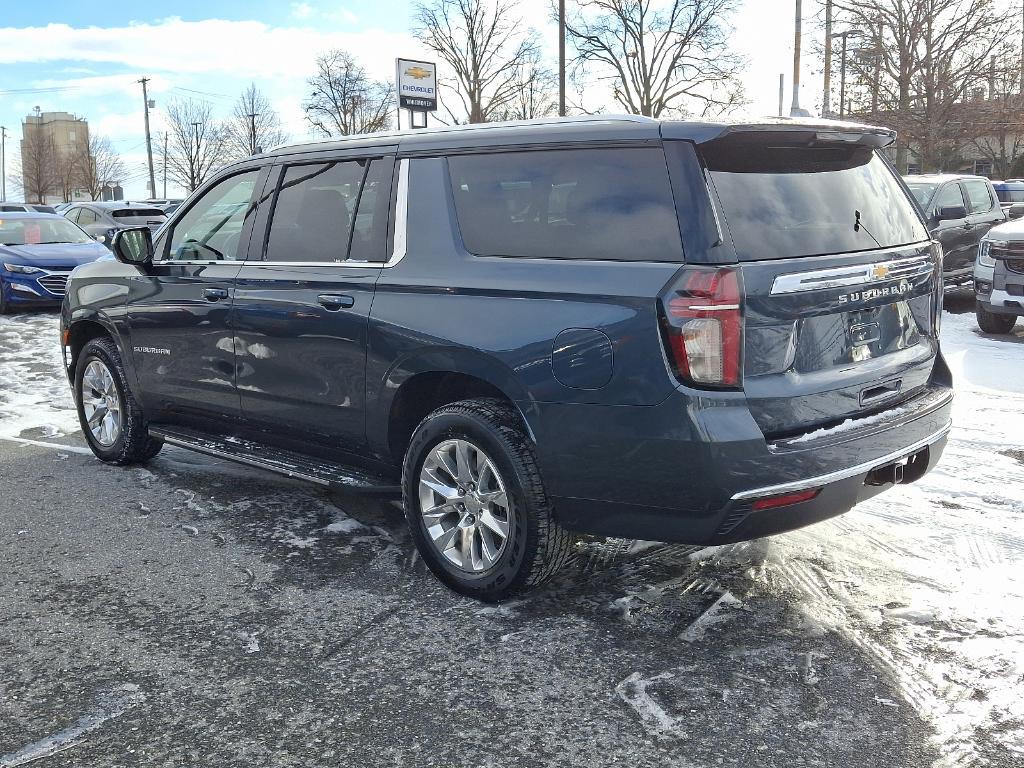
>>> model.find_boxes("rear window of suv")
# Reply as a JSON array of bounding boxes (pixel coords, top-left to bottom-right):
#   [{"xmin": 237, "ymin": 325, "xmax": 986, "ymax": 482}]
[
  {"xmin": 702, "ymin": 136, "xmax": 929, "ymax": 261},
  {"xmin": 448, "ymin": 147, "xmax": 683, "ymax": 261},
  {"xmin": 113, "ymin": 208, "xmax": 165, "ymax": 219}
]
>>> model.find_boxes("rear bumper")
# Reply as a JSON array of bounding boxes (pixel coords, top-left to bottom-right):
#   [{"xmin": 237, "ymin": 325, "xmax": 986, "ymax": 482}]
[{"xmin": 530, "ymin": 379, "xmax": 953, "ymax": 545}]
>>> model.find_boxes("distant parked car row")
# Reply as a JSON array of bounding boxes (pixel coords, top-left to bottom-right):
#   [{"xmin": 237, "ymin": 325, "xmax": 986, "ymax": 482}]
[
  {"xmin": 62, "ymin": 202, "xmax": 167, "ymax": 245},
  {"xmin": 0, "ymin": 212, "xmax": 110, "ymax": 313},
  {"xmin": 1, "ymin": 202, "xmax": 57, "ymax": 214},
  {"xmin": 0, "ymin": 200, "xmax": 175, "ymax": 313}
]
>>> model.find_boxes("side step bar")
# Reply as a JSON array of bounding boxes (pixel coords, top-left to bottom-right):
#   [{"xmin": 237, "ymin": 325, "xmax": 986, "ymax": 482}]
[{"xmin": 149, "ymin": 425, "xmax": 401, "ymax": 498}]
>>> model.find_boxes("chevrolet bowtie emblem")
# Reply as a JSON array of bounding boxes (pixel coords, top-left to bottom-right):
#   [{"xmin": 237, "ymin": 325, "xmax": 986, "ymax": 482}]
[
  {"xmin": 405, "ymin": 66, "xmax": 432, "ymax": 79},
  {"xmin": 870, "ymin": 264, "xmax": 890, "ymax": 280}
]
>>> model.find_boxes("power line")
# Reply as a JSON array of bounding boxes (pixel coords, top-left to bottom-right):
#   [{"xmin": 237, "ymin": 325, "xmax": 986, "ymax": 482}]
[{"xmin": 0, "ymin": 85, "xmax": 80, "ymax": 96}]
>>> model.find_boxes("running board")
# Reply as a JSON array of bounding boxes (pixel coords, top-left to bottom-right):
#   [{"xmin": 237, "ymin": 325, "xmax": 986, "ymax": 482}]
[{"xmin": 148, "ymin": 425, "xmax": 401, "ymax": 497}]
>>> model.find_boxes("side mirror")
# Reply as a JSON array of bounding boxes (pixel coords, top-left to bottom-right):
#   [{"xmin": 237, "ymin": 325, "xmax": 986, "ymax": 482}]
[
  {"xmin": 1009, "ymin": 204, "xmax": 1024, "ymax": 221},
  {"xmin": 936, "ymin": 205, "xmax": 968, "ymax": 221},
  {"xmin": 111, "ymin": 227, "xmax": 154, "ymax": 266}
]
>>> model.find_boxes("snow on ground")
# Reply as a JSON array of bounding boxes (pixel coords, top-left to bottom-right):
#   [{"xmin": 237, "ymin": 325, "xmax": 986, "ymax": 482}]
[
  {"xmin": 1, "ymin": 305, "xmax": 1022, "ymax": 764},
  {"xmin": 0, "ymin": 312, "xmax": 79, "ymax": 442},
  {"xmin": 759, "ymin": 309, "xmax": 1024, "ymax": 763}
]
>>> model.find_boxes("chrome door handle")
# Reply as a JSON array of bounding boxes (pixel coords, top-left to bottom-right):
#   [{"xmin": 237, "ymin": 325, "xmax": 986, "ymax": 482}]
[
  {"xmin": 202, "ymin": 287, "xmax": 229, "ymax": 301},
  {"xmin": 317, "ymin": 294, "xmax": 355, "ymax": 310}
]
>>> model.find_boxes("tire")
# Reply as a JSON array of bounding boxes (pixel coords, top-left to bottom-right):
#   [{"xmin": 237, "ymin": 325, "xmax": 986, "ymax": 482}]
[
  {"xmin": 0, "ymin": 279, "xmax": 11, "ymax": 315},
  {"xmin": 402, "ymin": 398, "xmax": 576, "ymax": 601},
  {"xmin": 976, "ymin": 301, "xmax": 1017, "ymax": 334},
  {"xmin": 74, "ymin": 336, "xmax": 163, "ymax": 464}
]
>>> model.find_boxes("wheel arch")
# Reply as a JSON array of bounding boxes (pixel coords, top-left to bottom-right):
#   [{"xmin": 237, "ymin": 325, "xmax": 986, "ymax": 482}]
[
  {"xmin": 375, "ymin": 349, "xmax": 536, "ymax": 465},
  {"xmin": 64, "ymin": 311, "xmax": 135, "ymax": 391}
]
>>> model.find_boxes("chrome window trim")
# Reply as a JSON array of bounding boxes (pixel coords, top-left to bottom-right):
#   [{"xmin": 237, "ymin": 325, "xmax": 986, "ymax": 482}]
[
  {"xmin": 165, "ymin": 159, "xmax": 410, "ymax": 270},
  {"xmin": 770, "ymin": 252, "xmax": 934, "ymax": 295}
]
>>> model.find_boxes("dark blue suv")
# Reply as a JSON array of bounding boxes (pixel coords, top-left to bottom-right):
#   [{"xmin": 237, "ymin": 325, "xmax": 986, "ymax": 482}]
[{"xmin": 60, "ymin": 116, "xmax": 952, "ymax": 600}]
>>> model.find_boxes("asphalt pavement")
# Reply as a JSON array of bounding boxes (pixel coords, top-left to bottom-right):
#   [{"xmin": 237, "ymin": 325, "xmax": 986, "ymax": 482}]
[{"xmin": 0, "ymin": 294, "xmax": 1021, "ymax": 767}]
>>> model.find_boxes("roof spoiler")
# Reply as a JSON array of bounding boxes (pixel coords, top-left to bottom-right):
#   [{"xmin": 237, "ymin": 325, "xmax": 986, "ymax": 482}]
[{"xmin": 662, "ymin": 118, "xmax": 897, "ymax": 149}]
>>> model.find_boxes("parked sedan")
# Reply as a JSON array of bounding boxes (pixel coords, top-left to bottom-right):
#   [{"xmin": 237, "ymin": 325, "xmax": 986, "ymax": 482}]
[
  {"xmin": 904, "ymin": 174, "xmax": 1005, "ymax": 285},
  {"xmin": 62, "ymin": 202, "xmax": 167, "ymax": 247},
  {"xmin": 1, "ymin": 202, "xmax": 58, "ymax": 214},
  {"xmin": 0, "ymin": 212, "xmax": 110, "ymax": 313}
]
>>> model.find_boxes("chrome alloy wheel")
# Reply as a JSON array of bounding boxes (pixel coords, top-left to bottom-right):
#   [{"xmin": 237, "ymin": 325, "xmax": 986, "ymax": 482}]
[
  {"xmin": 81, "ymin": 360, "xmax": 122, "ymax": 447},
  {"xmin": 418, "ymin": 438, "xmax": 511, "ymax": 573}
]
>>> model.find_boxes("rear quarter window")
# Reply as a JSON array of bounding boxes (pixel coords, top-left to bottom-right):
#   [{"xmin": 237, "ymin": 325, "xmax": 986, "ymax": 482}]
[
  {"xmin": 447, "ymin": 147, "xmax": 683, "ymax": 262},
  {"xmin": 962, "ymin": 180, "xmax": 995, "ymax": 213},
  {"xmin": 702, "ymin": 136, "xmax": 929, "ymax": 261}
]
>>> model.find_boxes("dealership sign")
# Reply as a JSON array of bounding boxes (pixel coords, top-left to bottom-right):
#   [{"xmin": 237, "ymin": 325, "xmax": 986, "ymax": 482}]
[{"xmin": 396, "ymin": 59, "xmax": 437, "ymax": 112}]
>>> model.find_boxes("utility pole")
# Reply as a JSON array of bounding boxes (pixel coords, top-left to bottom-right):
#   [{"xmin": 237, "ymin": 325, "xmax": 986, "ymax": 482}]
[
  {"xmin": 790, "ymin": 0, "xmax": 810, "ymax": 116},
  {"xmin": 138, "ymin": 78, "xmax": 156, "ymax": 199},
  {"xmin": 831, "ymin": 30, "xmax": 862, "ymax": 119},
  {"xmin": 0, "ymin": 126, "xmax": 7, "ymax": 202},
  {"xmin": 779, "ymin": 74, "xmax": 785, "ymax": 117},
  {"xmin": 823, "ymin": 0, "xmax": 833, "ymax": 117},
  {"xmin": 190, "ymin": 121, "xmax": 202, "ymax": 191},
  {"xmin": 246, "ymin": 112, "xmax": 259, "ymax": 155},
  {"xmin": 162, "ymin": 132, "xmax": 168, "ymax": 198},
  {"xmin": 558, "ymin": 0, "xmax": 566, "ymax": 117}
]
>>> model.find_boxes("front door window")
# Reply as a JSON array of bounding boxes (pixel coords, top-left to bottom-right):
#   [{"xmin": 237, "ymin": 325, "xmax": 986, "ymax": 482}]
[{"xmin": 166, "ymin": 171, "xmax": 260, "ymax": 261}]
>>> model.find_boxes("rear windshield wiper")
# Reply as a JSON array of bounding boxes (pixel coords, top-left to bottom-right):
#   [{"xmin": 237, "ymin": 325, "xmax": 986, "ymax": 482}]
[{"xmin": 854, "ymin": 210, "xmax": 881, "ymax": 248}]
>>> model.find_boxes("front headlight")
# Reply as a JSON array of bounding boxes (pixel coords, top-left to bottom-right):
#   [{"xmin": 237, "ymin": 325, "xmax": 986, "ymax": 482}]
[
  {"xmin": 978, "ymin": 240, "xmax": 996, "ymax": 268},
  {"xmin": 2, "ymin": 262, "xmax": 42, "ymax": 275}
]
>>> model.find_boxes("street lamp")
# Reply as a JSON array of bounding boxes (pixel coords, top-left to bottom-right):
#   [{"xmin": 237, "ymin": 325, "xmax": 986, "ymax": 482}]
[{"xmin": 831, "ymin": 29, "xmax": 863, "ymax": 119}]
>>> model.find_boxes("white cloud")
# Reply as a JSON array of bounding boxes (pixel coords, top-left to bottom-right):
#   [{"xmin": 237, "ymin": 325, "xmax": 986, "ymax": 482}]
[
  {"xmin": 0, "ymin": 18, "xmax": 421, "ymax": 83},
  {"xmin": 290, "ymin": 2, "xmax": 315, "ymax": 20}
]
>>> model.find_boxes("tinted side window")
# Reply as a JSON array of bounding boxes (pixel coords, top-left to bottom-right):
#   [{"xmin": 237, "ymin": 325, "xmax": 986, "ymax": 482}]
[
  {"xmin": 167, "ymin": 170, "xmax": 260, "ymax": 261},
  {"xmin": 265, "ymin": 160, "xmax": 364, "ymax": 263},
  {"xmin": 349, "ymin": 158, "xmax": 393, "ymax": 262},
  {"xmin": 963, "ymin": 180, "xmax": 994, "ymax": 214},
  {"xmin": 934, "ymin": 183, "xmax": 966, "ymax": 213},
  {"xmin": 448, "ymin": 148, "xmax": 683, "ymax": 261}
]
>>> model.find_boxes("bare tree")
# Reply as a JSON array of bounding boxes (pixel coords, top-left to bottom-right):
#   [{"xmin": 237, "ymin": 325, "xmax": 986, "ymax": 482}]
[
  {"xmin": 226, "ymin": 83, "xmax": 289, "ymax": 158},
  {"xmin": 75, "ymin": 136, "xmax": 126, "ymax": 201},
  {"xmin": 835, "ymin": 0, "xmax": 1016, "ymax": 172},
  {"xmin": 304, "ymin": 50, "xmax": 394, "ymax": 136},
  {"xmin": 563, "ymin": 0, "xmax": 745, "ymax": 118},
  {"xmin": 413, "ymin": 0, "xmax": 540, "ymax": 123},
  {"xmin": 55, "ymin": 149, "xmax": 81, "ymax": 204},
  {"xmin": 967, "ymin": 54, "xmax": 1024, "ymax": 179},
  {"xmin": 164, "ymin": 99, "xmax": 229, "ymax": 193},
  {"xmin": 492, "ymin": 51, "xmax": 560, "ymax": 121},
  {"xmin": 18, "ymin": 131, "xmax": 59, "ymax": 204}
]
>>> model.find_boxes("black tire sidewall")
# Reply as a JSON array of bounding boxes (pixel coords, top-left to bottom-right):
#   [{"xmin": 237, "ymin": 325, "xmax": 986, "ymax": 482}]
[
  {"xmin": 74, "ymin": 341, "xmax": 131, "ymax": 461},
  {"xmin": 976, "ymin": 301, "xmax": 1016, "ymax": 334},
  {"xmin": 403, "ymin": 408, "xmax": 536, "ymax": 599}
]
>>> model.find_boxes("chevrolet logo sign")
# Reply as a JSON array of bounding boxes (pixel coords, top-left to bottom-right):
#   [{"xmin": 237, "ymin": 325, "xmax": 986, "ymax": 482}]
[
  {"xmin": 870, "ymin": 264, "xmax": 890, "ymax": 280},
  {"xmin": 405, "ymin": 66, "xmax": 432, "ymax": 79}
]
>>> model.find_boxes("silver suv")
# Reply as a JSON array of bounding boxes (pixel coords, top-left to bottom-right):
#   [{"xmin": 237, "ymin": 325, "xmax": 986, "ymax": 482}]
[{"xmin": 975, "ymin": 216, "xmax": 1024, "ymax": 333}]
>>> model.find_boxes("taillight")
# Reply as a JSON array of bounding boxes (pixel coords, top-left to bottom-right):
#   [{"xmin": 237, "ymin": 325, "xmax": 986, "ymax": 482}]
[{"xmin": 658, "ymin": 267, "xmax": 743, "ymax": 388}]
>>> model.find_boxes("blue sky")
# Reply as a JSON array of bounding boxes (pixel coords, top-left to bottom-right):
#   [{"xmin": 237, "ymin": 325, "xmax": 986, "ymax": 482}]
[{"xmin": 0, "ymin": 1, "xmax": 825, "ymax": 199}]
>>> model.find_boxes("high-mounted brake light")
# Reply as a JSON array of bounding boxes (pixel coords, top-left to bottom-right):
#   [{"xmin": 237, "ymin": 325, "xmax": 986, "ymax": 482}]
[{"xmin": 659, "ymin": 267, "xmax": 743, "ymax": 388}]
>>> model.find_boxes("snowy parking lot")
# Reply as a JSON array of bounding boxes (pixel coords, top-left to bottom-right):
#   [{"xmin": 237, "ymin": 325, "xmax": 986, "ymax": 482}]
[{"xmin": 0, "ymin": 293, "xmax": 1022, "ymax": 767}]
